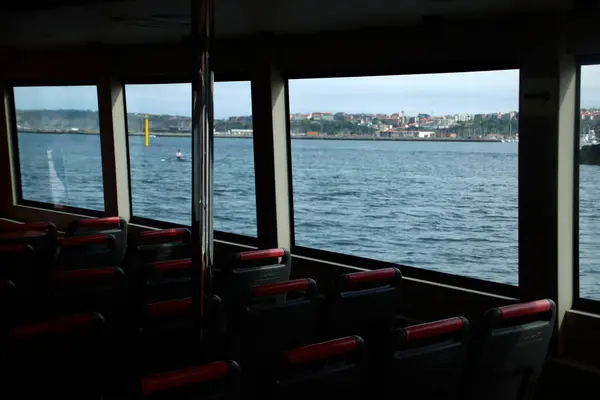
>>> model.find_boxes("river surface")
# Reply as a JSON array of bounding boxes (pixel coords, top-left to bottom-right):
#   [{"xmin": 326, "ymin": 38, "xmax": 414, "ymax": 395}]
[{"xmin": 13, "ymin": 132, "xmax": 600, "ymax": 299}]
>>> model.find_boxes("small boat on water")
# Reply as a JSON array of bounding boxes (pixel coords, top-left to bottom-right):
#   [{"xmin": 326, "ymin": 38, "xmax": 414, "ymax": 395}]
[{"xmin": 176, "ymin": 149, "xmax": 184, "ymax": 161}]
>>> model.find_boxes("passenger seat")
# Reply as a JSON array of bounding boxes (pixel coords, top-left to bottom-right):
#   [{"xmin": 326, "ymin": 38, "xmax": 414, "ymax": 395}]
[
  {"xmin": 1, "ymin": 311, "xmax": 107, "ymax": 398},
  {"xmin": 379, "ymin": 316, "xmax": 470, "ymax": 400},
  {"xmin": 138, "ymin": 360, "xmax": 240, "ymax": 400},
  {"xmin": 227, "ymin": 278, "xmax": 321, "ymax": 369},
  {"xmin": 219, "ymin": 248, "xmax": 292, "ymax": 306},
  {"xmin": 66, "ymin": 217, "xmax": 128, "ymax": 267},
  {"xmin": 462, "ymin": 299, "xmax": 556, "ymax": 400},
  {"xmin": 324, "ymin": 268, "xmax": 402, "ymax": 346},
  {"xmin": 272, "ymin": 336, "xmax": 366, "ymax": 400}
]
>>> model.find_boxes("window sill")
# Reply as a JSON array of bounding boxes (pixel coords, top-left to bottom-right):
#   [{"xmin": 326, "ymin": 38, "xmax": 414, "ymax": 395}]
[{"xmin": 6, "ymin": 203, "xmax": 102, "ymax": 231}]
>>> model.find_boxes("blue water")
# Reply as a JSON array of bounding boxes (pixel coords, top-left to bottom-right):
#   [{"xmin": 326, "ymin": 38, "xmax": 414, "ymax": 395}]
[
  {"xmin": 579, "ymin": 165, "xmax": 600, "ymax": 300},
  {"xmin": 126, "ymin": 135, "xmax": 257, "ymax": 236},
  {"xmin": 13, "ymin": 132, "xmax": 600, "ymax": 298},
  {"xmin": 292, "ymin": 140, "xmax": 518, "ymax": 285},
  {"xmin": 16, "ymin": 133, "xmax": 105, "ymax": 211}
]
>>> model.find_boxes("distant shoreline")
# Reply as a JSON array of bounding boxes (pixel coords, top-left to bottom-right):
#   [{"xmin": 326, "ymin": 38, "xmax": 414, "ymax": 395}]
[{"xmin": 18, "ymin": 130, "xmax": 504, "ymax": 143}]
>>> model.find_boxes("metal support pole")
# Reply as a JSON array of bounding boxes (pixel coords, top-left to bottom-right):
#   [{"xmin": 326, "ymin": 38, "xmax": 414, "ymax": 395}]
[{"xmin": 191, "ymin": 0, "xmax": 214, "ymax": 336}]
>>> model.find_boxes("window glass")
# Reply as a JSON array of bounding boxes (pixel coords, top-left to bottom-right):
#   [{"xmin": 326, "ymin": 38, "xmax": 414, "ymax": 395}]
[
  {"xmin": 13, "ymin": 85, "xmax": 104, "ymax": 211},
  {"xmin": 290, "ymin": 70, "xmax": 519, "ymax": 285},
  {"xmin": 214, "ymin": 81, "xmax": 257, "ymax": 237},
  {"xmin": 579, "ymin": 65, "xmax": 600, "ymax": 300},
  {"xmin": 126, "ymin": 83, "xmax": 191, "ymax": 225},
  {"xmin": 125, "ymin": 82, "xmax": 256, "ymax": 236}
]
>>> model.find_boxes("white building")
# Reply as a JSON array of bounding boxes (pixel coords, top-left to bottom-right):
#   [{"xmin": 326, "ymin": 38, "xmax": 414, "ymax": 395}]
[{"xmin": 230, "ymin": 129, "xmax": 253, "ymax": 136}]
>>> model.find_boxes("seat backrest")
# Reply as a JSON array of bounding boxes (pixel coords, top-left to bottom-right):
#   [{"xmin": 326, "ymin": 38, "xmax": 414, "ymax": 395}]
[
  {"xmin": 326, "ymin": 268, "xmax": 402, "ymax": 341},
  {"xmin": 463, "ymin": 299, "xmax": 556, "ymax": 400},
  {"xmin": 132, "ymin": 228, "xmax": 192, "ymax": 266},
  {"xmin": 0, "ymin": 224, "xmax": 57, "ymax": 293},
  {"xmin": 27, "ymin": 266, "xmax": 126, "ymax": 323},
  {"xmin": 4, "ymin": 312, "xmax": 107, "ymax": 398},
  {"xmin": 140, "ymin": 360, "xmax": 240, "ymax": 400},
  {"xmin": 136, "ymin": 295, "xmax": 224, "ymax": 372},
  {"xmin": 0, "ymin": 222, "xmax": 57, "ymax": 263},
  {"xmin": 66, "ymin": 217, "xmax": 128, "ymax": 266},
  {"xmin": 233, "ymin": 278, "xmax": 320, "ymax": 364},
  {"xmin": 143, "ymin": 297, "xmax": 195, "ymax": 334},
  {"xmin": 0, "ymin": 279, "xmax": 16, "ymax": 296},
  {"xmin": 384, "ymin": 317, "xmax": 470, "ymax": 400},
  {"xmin": 221, "ymin": 248, "xmax": 291, "ymax": 305},
  {"xmin": 0, "ymin": 221, "xmax": 57, "ymax": 240},
  {"xmin": 0, "ymin": 219, "xmax": 21, "ymax": 231},
  {"xmin": 142, "ymin": 258, "xmax": 193, "ymax": 303},
  {"xmin": 56, "ymin": 233, "xmax": 118, "ymax": 269},
  {"xmin": 9, "ymin": 311, "xmax": 106, "ymax": 341},
  {"xmin": 0, "ymin": 279, "xmax": 16, "ymax": 315},
  {"xmin": 274, "ymin": 336, "xmax": 366, "ymax": 400},
  {"xmin": 0, "ymin": 243, "xmax": 35, "ymax": 286},
  {"xmin": 139, "ymin": 297, "xmax": 200, "ymax": 373},
  {"xmin": 53, "ymin": 265, "xmax": 125, "ymax": 289}
]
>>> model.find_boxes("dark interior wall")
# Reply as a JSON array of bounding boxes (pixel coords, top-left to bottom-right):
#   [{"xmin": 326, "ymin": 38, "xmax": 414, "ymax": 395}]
[
  {"xmin": 1, "ymin": 11, "xmax": 596, "ymax": 81},
  {"xmin": 0, "ymin": 13, "xmax": 559, "ymax": 84}
]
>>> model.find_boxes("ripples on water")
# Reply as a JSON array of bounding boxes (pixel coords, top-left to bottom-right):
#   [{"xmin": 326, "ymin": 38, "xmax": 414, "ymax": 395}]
[
  {"xmin": 13, "ymin": 132, "xmax": 599, "ymax": 297},
  {"xmin": 579, "ymin": 165, "xmax": 600, "ymax": 300},
  {"xmin": 292, "ymin": 140, "xmax": 518, "ymax": 285}
]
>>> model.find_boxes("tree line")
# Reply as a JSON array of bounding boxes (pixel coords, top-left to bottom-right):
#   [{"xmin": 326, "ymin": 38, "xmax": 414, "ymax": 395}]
[
  {"xmin": 15, "ymin": 109, "xmax": 195, "ymax": 133},
  {"xmin": 15, "ymin": 109, "xmax": 520, "ymax": 137}
]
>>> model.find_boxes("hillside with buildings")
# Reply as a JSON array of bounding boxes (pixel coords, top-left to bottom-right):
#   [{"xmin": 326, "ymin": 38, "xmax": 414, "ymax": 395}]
[
  {"xmin": 15, "ymin": 109, "xmax": 196, "ymax": 134},
  {"xmin": 23, "ymin": 107, "xmax": 600, "ymax": 139},
  {"xmin": 289, "ymin": 111, "xmax": 519, "ymax": 139}
]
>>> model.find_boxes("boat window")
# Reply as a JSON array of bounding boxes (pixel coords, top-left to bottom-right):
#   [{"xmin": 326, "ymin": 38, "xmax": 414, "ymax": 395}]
[
  {"xmin": 578, "ymin": 64, "xmax": 600, "ymax": 301},
  {"xmin": 213, "ymin": 81, "xmax": 257, "ymax": 237},
  {"xmin": 12, "ymin": 85, "xmax": 105, "ymax": 212},
  {"xmin": 125, "ymin": 83, "xmax": 192, "ymax": 225},
  {"xmin": 124, "ymin": 81, "xmax": 257, "ymax": 237},
  {"xmin": 289, "ymin": 70, "xmax": 519, "ymax": 285}
]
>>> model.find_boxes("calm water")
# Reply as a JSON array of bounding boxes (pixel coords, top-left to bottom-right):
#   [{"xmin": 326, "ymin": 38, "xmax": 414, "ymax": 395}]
[
  {"xmin": 14, "ymin": 132, "xmax": 600, "ymax": 298},
  {"xmin": 579, "ymin": 165, "xmax": 600, "ymax": 299},
  {"xmin": 293, "ymin": 140, "xmax": 518, "ymax": 285}
]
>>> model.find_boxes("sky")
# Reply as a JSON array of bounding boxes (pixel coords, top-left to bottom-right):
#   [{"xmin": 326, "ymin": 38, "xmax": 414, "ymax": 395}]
[
  {"xmin": 11, "ymin": 66, "xmax": 600, "ymax": 118},
  {"xmin": 581, "ymin": 65, "xmax": 600, "ymax": 109}
]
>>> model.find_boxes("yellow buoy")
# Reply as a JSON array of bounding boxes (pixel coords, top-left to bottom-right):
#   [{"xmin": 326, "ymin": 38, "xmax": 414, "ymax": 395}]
[{"xmin": 144, "ymin": 114, "xmax": 149, "ymax": 147}]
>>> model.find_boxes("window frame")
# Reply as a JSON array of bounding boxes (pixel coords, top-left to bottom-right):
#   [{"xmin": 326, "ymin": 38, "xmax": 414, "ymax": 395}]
[
  {"xmin": 285, "ymin": 68, "xmax": 520, "ymax": 298},
  {"xmin": 121, "ymin": 76, "xmax": 259, "ymax": 240},
  {"xmin": 573, "ymin": 58, "xmax": 600, "ymax": 314},
  {"xmin": 8, "ymin": 82, "xmax": 107, "ymax": 216}
]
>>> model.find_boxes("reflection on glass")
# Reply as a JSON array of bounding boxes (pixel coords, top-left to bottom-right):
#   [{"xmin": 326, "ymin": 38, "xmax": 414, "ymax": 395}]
[
  {"xmin": 14, "ymin": 85, "xmax": 104, "ymax": 211},
  {"xmin": 214, "ymin": 81, "xmax": 256, "ymax": 237},
  {"xmin": 289, "ymin": 70, "xmax": 519, "ymax": 285}
]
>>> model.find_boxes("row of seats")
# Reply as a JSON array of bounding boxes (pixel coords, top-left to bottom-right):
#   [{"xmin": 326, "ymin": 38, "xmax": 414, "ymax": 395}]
[
  {"xmin": 0, "ymin": 217, "xmax": 127, "ymax": 293},
  {"xmin": 141, "ymin": 290, "xmax": 554, "ymax": 400},
  {"xmin": 0, "ymin": 217, "xmax": 556, "ymax": 400},
  {"xmin": 0, "ymin": 219, "xmax": 290, "ymax": 308},
  {"xmin": 135, "ymin": 293, "xmax": 555, "ymax": 400},
  {"xmin": 0, "ymin": 220, "xmax": 296, "ymax": 398},
  {"xmin": 0, "ymin": 293, "xmax": 556, "ymax": 400}
]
